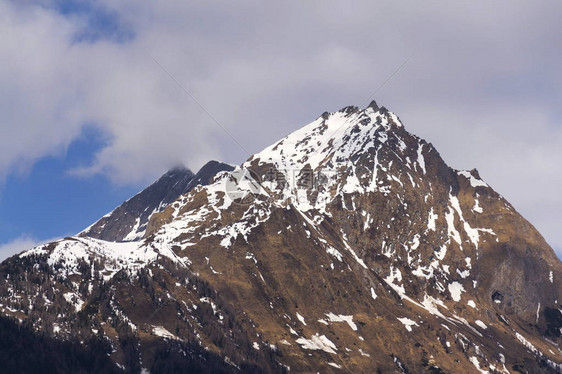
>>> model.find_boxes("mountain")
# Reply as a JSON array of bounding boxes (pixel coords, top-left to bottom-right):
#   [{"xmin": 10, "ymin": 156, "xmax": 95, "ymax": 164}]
[
  {"xmin": 81, "ymin": 160, "xmax": 235, "ymax": 242},
  {"xmin": 1, "ymin": 102, "xmax": 561, "ymax": 373}
]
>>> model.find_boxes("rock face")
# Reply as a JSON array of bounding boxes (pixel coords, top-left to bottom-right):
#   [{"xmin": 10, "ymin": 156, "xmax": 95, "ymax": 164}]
[
  {"xmin": 1, "ymin": 102, "xmax": 562, "ymax": 373},
  {"xmin": 81, "ymin": 160, "xmax": 234, "ymax": 242}
]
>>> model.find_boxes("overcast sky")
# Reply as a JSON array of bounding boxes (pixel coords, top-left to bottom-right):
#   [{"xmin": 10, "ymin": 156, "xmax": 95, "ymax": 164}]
[{"xmin": 1, "ymin": 1, "xmax": 561, "ymax": 258}]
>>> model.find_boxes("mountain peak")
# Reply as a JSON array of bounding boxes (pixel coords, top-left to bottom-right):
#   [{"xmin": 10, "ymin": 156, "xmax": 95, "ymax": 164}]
[
  {"xmin": 367, "ymin": 99, "xmax": 380, "ymax": 111},
  {"xmin": 165, "ymin": 164, "xmax": 193, "ymax": 175},
  {"xmin": 246, "ymin": 103, "xmax": 404, "ymax": 176}
]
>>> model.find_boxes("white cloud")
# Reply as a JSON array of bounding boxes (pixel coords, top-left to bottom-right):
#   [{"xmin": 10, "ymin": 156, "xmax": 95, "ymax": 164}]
[{"xmin": 0, "ymin": 1, "xmax": 561, "ymax": 251}]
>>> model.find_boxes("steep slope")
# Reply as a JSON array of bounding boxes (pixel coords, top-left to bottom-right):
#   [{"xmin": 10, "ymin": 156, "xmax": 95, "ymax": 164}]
[
  {"xmin": 81, "ymin": 161, "xmax": 234, "ymax": 242},
  {"xmin": 1, "ymin": 102, "xmax": 561, "ymax": 373}
]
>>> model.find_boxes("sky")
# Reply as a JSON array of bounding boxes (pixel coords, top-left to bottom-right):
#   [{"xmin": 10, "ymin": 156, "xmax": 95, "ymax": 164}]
[{"xmin": 1, "ymin": 1, "xmax": 561, "ymax": 260}]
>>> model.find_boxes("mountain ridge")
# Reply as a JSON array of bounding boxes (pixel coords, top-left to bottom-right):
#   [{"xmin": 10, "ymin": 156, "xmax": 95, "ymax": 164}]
[{"xmin": 81, "ymin": 160, "xmax": 234, "ymax": 242}]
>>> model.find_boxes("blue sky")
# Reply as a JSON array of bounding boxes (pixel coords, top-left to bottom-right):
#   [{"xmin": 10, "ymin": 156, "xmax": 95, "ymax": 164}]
[
  {"xmin": 54, "ymin": 0, "xmax": 134, "ymax": 43},
  {"xmin": 1, "ymin": 1, "xmax": 561, "ymax": 259},
  {"xmin": 0, "ymin": 127, "xmax": 140, "ymax": 257}
]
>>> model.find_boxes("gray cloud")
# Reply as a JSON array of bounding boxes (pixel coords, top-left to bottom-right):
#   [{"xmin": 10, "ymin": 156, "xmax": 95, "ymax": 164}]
[{"xmin": 1, "ymin": 1, "xmax": 561, "ymax": 251}]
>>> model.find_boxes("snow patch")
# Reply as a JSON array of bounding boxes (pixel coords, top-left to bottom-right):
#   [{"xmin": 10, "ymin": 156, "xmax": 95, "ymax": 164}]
[
  {"xmin": 427, "ymin": 208, "xmax": 438, "ymax": 231},
  {"xmin": 370, "ymin": 287, "xmax": 377, "ymax": 300},
  {"xmin": 417, "ymin": 143, "xmax": 426, "ymax": 174},
  {"xmin": 325, "ymin": 313, "xmax": 357, "ymax": 331},
  {"xmin": 295, "ymin": 334, "xmax": 337, "ymax": 354},
  {"xmin": 152, "ymin": 326, "xmax": 179, "ymax": 340},
  {"xmin": 448, "ymin": 282, "xmax": 465, "ymax": 302},
  {"xmin": 469, "ymin": 356, "xmax": 489, "ymax": 374},
  {"xmin": 397, "ymin": 317, "xmax": 418, "ymax": 332},
  {"xmin": 296, "ymin": 312, "xmax": 307, "ymax": 326},
  {"xmin": 474, "ymin": 320, "xmax": 487, "ymax": 330}
]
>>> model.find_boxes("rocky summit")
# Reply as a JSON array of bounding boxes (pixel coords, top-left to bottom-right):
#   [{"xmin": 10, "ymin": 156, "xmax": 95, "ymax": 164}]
[{"xmin": 1, "ymin": 102, "xmax": 561, "ymax": 373}]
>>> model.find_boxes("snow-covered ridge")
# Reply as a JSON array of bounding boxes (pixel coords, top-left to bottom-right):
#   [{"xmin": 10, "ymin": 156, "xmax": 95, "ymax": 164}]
[
  {"xmin": 78, "ymin": 162, "xmax": 234, "ymax": 243},
  {"xmin": 20, "ymin": 236, "xmax": 186, "ymax": 281},
  {"xmin": 247, "ymin": 103, "xmax": 395, "ymax": 171},
  {"xmin": 245, "ymin": 103, "xmax": 406, "ymax": 181},
  {"xmin": 238, "ymin": 103, "xmax": 423, "ymax": 212}
]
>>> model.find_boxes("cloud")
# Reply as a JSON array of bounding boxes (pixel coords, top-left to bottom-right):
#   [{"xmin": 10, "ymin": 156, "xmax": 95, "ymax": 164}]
[
  {"xmin": 0, "ymin": 1, "xmax": 223, "ymax": 184},
  {"xmin": 1, "ymin": 1, "xmax": 561, "ymax": 251},
  {"xmin": 0, "ymin": 235, "xmax": 59, "ymax": 262}
]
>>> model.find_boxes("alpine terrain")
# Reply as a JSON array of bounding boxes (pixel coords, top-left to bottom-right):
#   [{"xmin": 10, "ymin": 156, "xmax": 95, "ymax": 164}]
[{"xmin": 1, "ymin": 101, "xmax": 561, "ymax": 373}]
